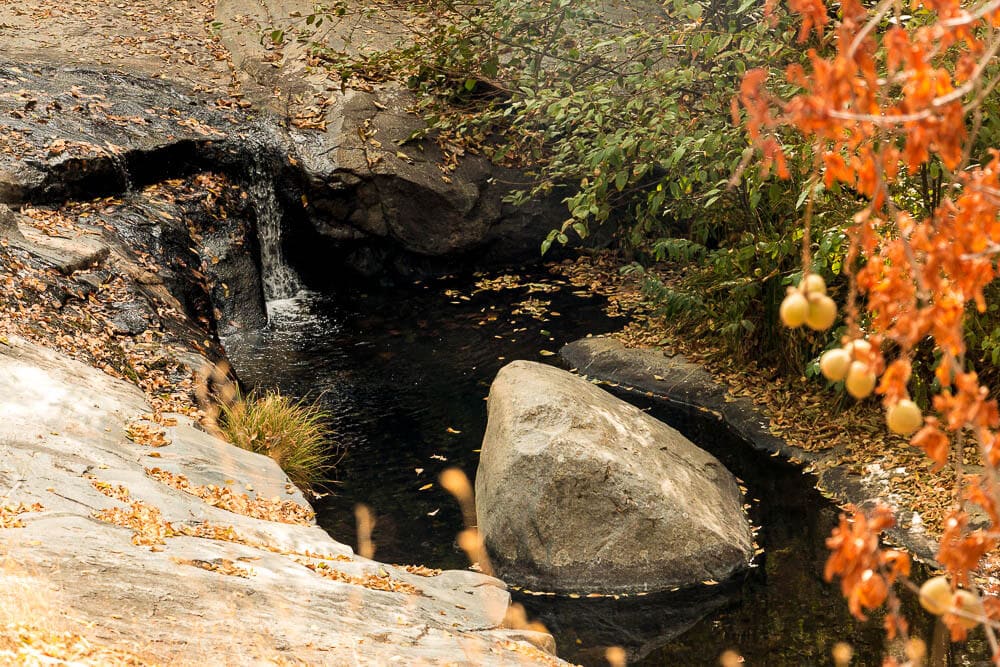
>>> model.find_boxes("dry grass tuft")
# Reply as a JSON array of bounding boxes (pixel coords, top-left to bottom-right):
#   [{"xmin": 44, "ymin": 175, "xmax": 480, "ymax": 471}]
[{"xmin": 217, "ymin": 389, "xmax": 337, "ymax": 493}]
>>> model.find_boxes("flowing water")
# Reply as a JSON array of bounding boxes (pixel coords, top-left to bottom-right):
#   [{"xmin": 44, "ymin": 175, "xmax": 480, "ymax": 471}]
[
  {"xmin": 223, "ymin": 268, "xmax": 988, "ymax": 666},
  {"xmin": 242, "ymin": 132, "xmax": 301, "ymax": 301}
]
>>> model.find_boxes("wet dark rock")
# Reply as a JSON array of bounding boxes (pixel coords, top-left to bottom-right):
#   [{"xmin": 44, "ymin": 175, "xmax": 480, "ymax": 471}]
[
  {"xmin": 0, "ymin": 203, "xmax": 21, "ymax": 239},
  {"xmin": 0, "ymin": 62, "xmax": 234, "ymax": 205},
  {"xmin": 109, "ymin": 301, "xmax": 152, "ymax": 336},
  {"xmin": 286, "ymin": 85, "xmax": 583, "ymax": 269},
  {"xmin": 13, "ymin": 226, "xmax": 110, "ymax": 274},
  {"xmin": 0, "ymin": 55, "xmax": 603, "ymax": 298},
  {"xmin": 200, "ymin": 230, "xmax": 268, "ymax": 334},
  {"xmin": 74, "ymin": 271, "xmax": 106, "ymax": 292},
  {"xmin": 477, "ymin": 360, "xmax": 755, "ymax": 595}
]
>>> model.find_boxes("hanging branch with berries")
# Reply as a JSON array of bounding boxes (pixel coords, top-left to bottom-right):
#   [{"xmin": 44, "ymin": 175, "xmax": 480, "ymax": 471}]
[{"xmin": 740, "ymin": 0, "xmax": 1000, "ymax": 658}]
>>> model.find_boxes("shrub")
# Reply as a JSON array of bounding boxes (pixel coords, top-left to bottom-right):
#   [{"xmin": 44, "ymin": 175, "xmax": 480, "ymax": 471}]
[{"xmin": 218, "ymin": 390, "xmax": 337, "ymax": 492}]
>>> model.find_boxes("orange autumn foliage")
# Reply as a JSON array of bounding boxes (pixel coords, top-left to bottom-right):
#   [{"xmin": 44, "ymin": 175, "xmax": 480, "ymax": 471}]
[
  {"xmin": 741, "ymin": 0, "xmax": 1000, "ymax": 655},
  {"xmin": 825, "ymin": 505, "xmax": 910, "ymax": 620}
]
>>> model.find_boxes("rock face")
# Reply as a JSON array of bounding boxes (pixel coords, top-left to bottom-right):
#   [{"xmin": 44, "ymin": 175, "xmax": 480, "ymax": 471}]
[
  {"xmin": 0, "ymin": 337, "xmax": 558, "ymax": 665},
  {"xmin": 217, "ymin": 0, "xmax": 606, "ymax": 274},
  {"xmin": 286, "ymin": 84, "xmax": 573, "ymax": 266},
  {"xmin": 476, "ymin": 361, "xmax": 754, "ymax": 595}
]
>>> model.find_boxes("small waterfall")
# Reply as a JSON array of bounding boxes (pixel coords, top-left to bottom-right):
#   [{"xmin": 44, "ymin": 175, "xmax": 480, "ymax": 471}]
[{"xmin": 243, "ymin": 129, "xmax": 302, "ymax": 302}]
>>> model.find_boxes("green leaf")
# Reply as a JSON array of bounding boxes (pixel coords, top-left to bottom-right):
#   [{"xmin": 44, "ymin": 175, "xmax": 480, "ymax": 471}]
[{"xmin": 615, "ymin": 170, "xmax": 628, "ymax": 191}]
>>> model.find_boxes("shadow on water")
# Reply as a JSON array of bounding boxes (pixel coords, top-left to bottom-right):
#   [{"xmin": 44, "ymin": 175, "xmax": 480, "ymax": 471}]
[{"xmin": 222, "ymin": 270, "xmax": 988, "ymax": 666}]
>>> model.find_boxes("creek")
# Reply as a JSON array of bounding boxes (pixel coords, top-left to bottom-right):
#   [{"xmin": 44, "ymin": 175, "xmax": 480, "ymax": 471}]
[{"xmin": 222, "ymin": 267, "xmax": 986, "ymax": 666}]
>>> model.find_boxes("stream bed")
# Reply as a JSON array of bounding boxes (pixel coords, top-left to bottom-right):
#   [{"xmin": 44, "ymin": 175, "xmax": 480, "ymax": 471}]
[{"xmin": 223, "ymin": 268, "xmax": 986, "ymax": 666}]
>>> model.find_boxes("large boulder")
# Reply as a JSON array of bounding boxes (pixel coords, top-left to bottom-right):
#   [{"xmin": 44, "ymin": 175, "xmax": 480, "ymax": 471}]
[{"xmin": 476, "ymin": 360, "xmax": 754, "ymax": 595}]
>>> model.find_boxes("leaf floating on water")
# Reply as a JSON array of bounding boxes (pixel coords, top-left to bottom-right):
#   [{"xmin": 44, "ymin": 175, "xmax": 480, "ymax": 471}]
[
  {"xmin": 539, "ymin": 350, "xmax": 556, "ymax": 356},
  {"xmin": 415, "ymin": 468, "xmax": 424, "ymax": 475},
  {"xmin": 427, "ymin": 508, "xmax": 439, "ymax": 517},
  {"xmin": 702, "ymin": 579, "xmax": 719, "ymax": 585},
  {"xmin": 418, "ymin": 483, "xmax": 433, "ymax": 491},
  {"xmin": 446, "ymin": 427, "xmax": 462, "ymax": 434},
  {"xmin": 430, "ymin": 454, "xmax": 448, "ymax": 461}
]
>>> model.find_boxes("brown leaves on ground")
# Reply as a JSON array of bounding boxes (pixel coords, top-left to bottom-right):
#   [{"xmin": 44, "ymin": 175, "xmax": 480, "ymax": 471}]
[
  {"xmin": 398, "ymin": 564, "xmax": 442, "ymax": 577},
  {"xmin": 92, "ymin": 501, "xmax": 171, "ymax": 547},
  {"xmin": 0, "ymin": 202, "xmax": 201, "ymax": 420},
  {"xmin": 0, "ymin": 174, "xmax": 254, "ymax": 423},
  {"xmin": 0, "ymin": 502, "xmax": 44, "ymax": 529},
  {"xmin": 294, "ymin": 559, "xmax": 419, "ymax": 596},
  {"xmin": 89, "ymin": 486, "xmax": 351, "ymax": 572},
  {"xmin": 125, "ymin": 421, "xmax": 171, "ymax": 448},
  {"xmin": 146, "ymin": 467, "xmax": 314, "ymax": 525},
  {"xmin": 171, "ymin": 557, "xmax": 252, "ymax": 578},
  {"xmin": 175, "ymin": 523, "xmax": 353, "ymax": 565},
  {"xmin": 87, "ymin": 475, "xmax": 349, "ymax": 563},
  {"xmin": 89, "ymin": 479, "xmax": 132, "ymax": 504},
  {"xmin": 0, "ymin": 0, "xmax": 238, "ymax": 101}
]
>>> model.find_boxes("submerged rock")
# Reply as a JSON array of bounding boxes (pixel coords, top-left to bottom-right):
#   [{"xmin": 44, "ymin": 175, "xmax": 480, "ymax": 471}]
[{"xmin": 476, "ymin": 360, "xmax": 754, "ymax": 595}]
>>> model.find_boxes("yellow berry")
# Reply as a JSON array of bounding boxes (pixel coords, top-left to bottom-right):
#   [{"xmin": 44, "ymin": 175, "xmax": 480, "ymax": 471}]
[
  {"xmin": 780, "ymin": 291, "xmax": 809, "ymax": 328},
  {"xmin": 805, "ymin": 293, "xmax": 837, "ymax": 331},
  {"xmin": 919, "ymin": 576, "xmax": 952, "ymax": 616},
  {"xmin": 845, "ymin": 361, "xmax": 877, "ymax": 399},
  {"xmin": 846, "ymin": 339, "xmax": 872, "ymax": 359},
  {"xmin": 820, "ymin": 348, "xmax": 851, "ymax": 382},
  {"xmin": 801, "ymin": 273, "xmax": 827, "ymax": 295},
  {"xmin": 887, "ymin": 399, "xmax": 923, "ymax": 436}
]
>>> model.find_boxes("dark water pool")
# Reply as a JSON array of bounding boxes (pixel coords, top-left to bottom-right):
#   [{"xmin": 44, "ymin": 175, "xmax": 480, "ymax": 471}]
[
  {"xmin": 222, "ymin": 269, "xmax": 616, "ymax": 569},
  {"xmin": 223, "ymin": 269, "xmax": 987, "ymax": 666}
]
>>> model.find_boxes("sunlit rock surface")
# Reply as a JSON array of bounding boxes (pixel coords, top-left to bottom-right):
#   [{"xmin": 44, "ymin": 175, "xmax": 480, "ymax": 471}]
[
  {"xmin": 0, "ymin": 337, "xmax": 558, "ymax": 665},
  {"xmin": 476, "ymin": 360, "xmax": 755, "ymax": 595}
]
